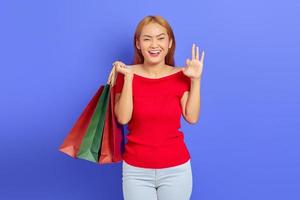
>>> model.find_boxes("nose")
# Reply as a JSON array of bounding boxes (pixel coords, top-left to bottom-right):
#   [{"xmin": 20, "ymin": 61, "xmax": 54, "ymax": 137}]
[
  {"xmin": 150, "ymin": 43, "xmax": 159, "ymax": 49},
  {"xmin": 149, "ymin": 40, "xmax": 159, "ymax": 47}
]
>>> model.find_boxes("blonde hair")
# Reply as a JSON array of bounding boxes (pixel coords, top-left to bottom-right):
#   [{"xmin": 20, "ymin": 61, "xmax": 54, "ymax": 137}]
[{"xmin": 132, "ymin": 15, "xmax": 176, "ymax": 66}]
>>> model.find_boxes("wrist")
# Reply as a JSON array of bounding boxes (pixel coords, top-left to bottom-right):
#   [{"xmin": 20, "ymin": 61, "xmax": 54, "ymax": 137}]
[
  {"xmin": 124, "ymin": 73, "xmax": 133, "ymax": 80},
  {"xmin": 191, "ymin": 77, "xmax": 201, "ymax": 82}
]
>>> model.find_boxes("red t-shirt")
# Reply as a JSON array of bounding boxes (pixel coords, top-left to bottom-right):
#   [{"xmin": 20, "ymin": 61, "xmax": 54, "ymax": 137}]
[{"xmin": 113, "ymin": 69, "xmax": 191, "ymax": 169}]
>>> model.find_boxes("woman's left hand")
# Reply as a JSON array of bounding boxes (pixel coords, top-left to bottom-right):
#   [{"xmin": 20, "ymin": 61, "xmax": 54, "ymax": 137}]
[{"xmin": 182, "ymin": 43, "xmax": 205, "ymax": 80}]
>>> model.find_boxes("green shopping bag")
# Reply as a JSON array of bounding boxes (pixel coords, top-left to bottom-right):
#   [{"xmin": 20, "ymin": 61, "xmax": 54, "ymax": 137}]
[{"xmin": 76, "ymin": 84, "xmax": 110, "ymax": 162}]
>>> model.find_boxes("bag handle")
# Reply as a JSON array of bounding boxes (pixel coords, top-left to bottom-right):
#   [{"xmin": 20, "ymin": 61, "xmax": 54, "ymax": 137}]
[
  {"xmin": 107, "ymin": 64, "xmax": 130, "ymax": 86},
  {"xmin": 107, "ymin": 65, "xmax": 116, "ymax": 86}
]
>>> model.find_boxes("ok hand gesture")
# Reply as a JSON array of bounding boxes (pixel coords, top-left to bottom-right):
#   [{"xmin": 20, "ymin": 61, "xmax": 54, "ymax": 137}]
[{"xmin": 182, "ymin": 44, "xmax": 204, "ymax": 80}]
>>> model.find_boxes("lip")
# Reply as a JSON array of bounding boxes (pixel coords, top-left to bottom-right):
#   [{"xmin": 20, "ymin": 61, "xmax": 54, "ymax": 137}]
[
  {"xmin": 148, "ymin": 50, "xmax": 161, "ymax": 57},
  {"xmin": 148, "ymin": 50, "xmax": 162, "ymax": 54},
  {"xmin": 148, "ymin": 50, "xmax": 161, "ymax": 53}
]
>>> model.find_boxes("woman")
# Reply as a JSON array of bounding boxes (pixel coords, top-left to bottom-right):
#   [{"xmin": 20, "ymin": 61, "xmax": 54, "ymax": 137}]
[{"xmin": 112, "ymin": 15, "xmax": 204, "ymax": 200}]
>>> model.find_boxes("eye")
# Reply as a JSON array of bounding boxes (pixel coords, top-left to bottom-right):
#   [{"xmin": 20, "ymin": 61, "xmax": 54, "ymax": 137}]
[
  {"xmin": 144, "ymin": 39, "xmax": 150, "ymax": 41},
  {"xmin": 158, "ymin": 38, "xmax": 165, "ymax": 40}
]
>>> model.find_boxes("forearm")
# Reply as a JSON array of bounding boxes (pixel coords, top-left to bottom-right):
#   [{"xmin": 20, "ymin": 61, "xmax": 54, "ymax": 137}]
[
  {"xmin": 185, "ymin": 78, "xmax": 201, "ymax": 123},
  {"xmin": 115, "ymin": 75, "xmax": 133, "ymax": 124}
]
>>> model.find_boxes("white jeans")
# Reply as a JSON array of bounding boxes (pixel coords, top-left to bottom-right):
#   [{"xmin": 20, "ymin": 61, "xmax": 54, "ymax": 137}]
[{"xmin": 122, "ymin": 159, "xmax": 193, "ymax": 200}]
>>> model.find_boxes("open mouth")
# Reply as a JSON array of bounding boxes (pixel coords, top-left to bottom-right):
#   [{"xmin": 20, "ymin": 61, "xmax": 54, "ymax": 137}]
[{"xmin": 148, "ymin": 50, "xmax": 161, "ymax": 57}]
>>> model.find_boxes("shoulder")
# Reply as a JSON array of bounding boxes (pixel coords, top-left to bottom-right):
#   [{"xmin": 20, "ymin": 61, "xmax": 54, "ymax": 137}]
[
  {"xmin": 173, "ymin": 66, "xmax": 184, "ymax": 73},
  {"xmin": 166, "ymin": 65, "xmax": 183, "ymax": 73},
  {"xmin": 125, "ymin": 64, "xmax": 140, "ymax": 73},
  {"xmin": 126, "ymin": 64, "xmax": 183, "ymax": 73}
]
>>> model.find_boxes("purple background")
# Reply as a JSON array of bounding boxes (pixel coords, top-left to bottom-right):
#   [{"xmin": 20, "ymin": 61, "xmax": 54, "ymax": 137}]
[{"xmin": 0, "ymin": 0, "xmax": 299, "ymax": 199}]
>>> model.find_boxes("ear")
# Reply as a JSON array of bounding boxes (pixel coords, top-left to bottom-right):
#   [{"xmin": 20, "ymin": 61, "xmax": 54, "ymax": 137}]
[
  {"xmin": 169, "ymin": 39, "xmax": 173, "ymax": 49},
  {"xmin": 136, "ymin": 39, "xmax": 140, "ymax": 50}
]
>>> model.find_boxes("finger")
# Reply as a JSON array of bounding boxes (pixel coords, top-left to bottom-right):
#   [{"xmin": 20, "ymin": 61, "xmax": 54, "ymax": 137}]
[
  {"xmin": 113, "ymin": 62, "xmax": 119, "ymax": 67},
  {"xmin": 119, "ymin": 62, "xmax": 125, "ymax": 68},
  {"xmin": 192, "ymin": 44, "xmax": 195, "ymax": 60},
  {"xmin": 186, "ymin": 58, "xmax": 190, "ymax": 66},
  {"xmin": 200, "ymin": 51, "xmax": 205, "ymax": 64},
  {"xmin": 114, "ymin": 64, "xmax": 119, "ymax": 72},
  {"xmin": 117, "ymin": 66, "xmax": 125, "ymax": 74},
  {"xmin": 116, "ymin": 63, "xmax": 122, "ymax": 72},
  {"xmin": 196, "ymin": 46, "xmax": 199, "ymax": 60}
]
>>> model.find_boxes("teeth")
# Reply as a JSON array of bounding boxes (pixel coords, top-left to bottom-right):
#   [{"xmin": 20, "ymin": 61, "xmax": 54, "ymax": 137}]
[{"xmin": 149, "ymin": 50, "xmax": 160, "ymax": 53}]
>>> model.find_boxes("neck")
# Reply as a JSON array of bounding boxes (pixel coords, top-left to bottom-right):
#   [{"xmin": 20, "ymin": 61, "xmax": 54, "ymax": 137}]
[{"xmin": 142, "ymin": 61, "xmax": 166, "ymax": 75}]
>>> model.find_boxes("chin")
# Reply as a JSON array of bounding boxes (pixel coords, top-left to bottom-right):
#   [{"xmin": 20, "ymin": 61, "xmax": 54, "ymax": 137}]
[{"xmin": 146, "ymin": 58, "xmax": 164, "ymax": 64}]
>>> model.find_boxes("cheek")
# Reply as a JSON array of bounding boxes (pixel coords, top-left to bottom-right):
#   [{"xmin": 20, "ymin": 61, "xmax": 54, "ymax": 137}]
[
  {"xmin": 140, "ymin": 40, "xmax": 149, "ymax": 47},
  {"xmin": 165, "ymin": 41, "xmax": 171, "ymax": 48},
  {"xmin": 140, "ymin": 44, "xmax": 149, "ymax": 53},
  {"xmin": 160, "ymin": 41, "xmax": 169, "ymax": 50}
]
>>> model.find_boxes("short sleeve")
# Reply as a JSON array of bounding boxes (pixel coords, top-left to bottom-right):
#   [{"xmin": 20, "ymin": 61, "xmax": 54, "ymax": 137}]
[
  {"xmin": 179, "ymin": 74, "xmax": 191, "ymax": 97},
  {"xmin": 113, "ymin": 72, "xmax": 124, "ymax": 95}
]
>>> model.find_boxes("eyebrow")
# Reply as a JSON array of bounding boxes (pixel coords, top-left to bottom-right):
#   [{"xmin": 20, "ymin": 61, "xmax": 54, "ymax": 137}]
[{"xmin": 142, "ymin": 33, "xmax": 166, "ymax": 38}]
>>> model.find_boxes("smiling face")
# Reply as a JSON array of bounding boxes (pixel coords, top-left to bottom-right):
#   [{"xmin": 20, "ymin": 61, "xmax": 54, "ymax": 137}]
[{"xmin": 136, "ymin": 23, "xmax": 173, "ymax": 65}]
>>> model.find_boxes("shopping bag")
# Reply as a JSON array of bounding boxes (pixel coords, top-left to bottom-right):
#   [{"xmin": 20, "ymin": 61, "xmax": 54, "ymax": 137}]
[
  {"xmin": 59, "ymin": 65, "xmax": 125, "ymax": 164},
  {"xmin": 76, "ymin": 85, "xmax": 110, "ymax": 163},
  {"xmin": 58, "ymin": 86, "xmax": 105, "ymax": 158},
  {"xmin": 99, "ymin": 83, "xmax": 125, "ymax": 164}
]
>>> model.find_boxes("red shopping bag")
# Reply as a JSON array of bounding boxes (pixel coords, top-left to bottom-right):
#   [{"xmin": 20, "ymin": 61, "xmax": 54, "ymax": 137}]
[
  {"xmin": 59, "ymin": 86, "xmax": 105, "ymax": 158},
  {"xmin": 99, "ymin": 85, "xmax": 125, "ymax": 164}
]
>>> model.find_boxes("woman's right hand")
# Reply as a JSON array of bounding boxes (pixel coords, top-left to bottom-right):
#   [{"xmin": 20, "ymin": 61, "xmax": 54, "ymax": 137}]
[{"xmin": 113, "ymin": 61, "xmax": 133, "ymax": 78}]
